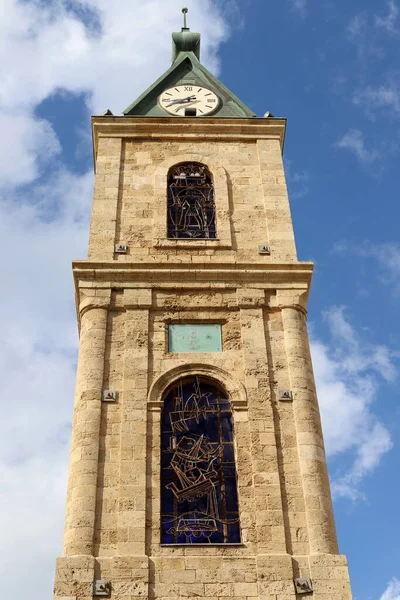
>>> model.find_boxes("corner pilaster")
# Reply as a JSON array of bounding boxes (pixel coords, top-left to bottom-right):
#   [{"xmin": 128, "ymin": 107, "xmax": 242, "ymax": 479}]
[
  {"xmin": 63, "ymin": 292, "xmax": 111, "ymax": 557},
  {"xmin": 280, "ymin": 295, "xmax": 339, "ymax": 555}
]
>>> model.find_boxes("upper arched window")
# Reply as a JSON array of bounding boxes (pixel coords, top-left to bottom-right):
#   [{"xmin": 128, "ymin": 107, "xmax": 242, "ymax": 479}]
[
  {"xmin": 167, "ymin": 162, "xmax": 216, "ymax": 239},
  {"xmin": 161, "ymin": 376, "xmax": 240, "ymax": 544}
]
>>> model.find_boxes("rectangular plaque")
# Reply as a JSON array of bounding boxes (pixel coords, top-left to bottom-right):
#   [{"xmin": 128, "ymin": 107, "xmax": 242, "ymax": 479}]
[{"xmin": 168, "ymin": 324, "xmax": 222, "ymax": 353}]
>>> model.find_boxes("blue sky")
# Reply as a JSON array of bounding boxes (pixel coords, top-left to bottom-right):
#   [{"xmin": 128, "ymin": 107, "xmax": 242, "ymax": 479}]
[{"xmin": 0, "ymin": 1, "xmax": 399, "ymax": 599}]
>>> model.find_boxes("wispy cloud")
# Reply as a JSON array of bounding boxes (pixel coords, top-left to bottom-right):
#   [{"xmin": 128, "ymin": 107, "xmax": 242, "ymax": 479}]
[
  {"xmin": 353, "ymin": 81, "xmax": 400, "ymax": 118},
  {"xmin": 375, "ymin": 0, "xmax": 400, "ymax": 34},
  {"xmin": 336, "ymin": 129, "xmax": 377, "ymax": 163},
  {"xmin": 311, "ymin": 306, "xmax": 396, "ymax": 500},
  {"xmin": 346, "ymin": 12, "xmax": 385, "ymax": 60},
  {"xmin": 379, "ymin": 578, "xmax": 400, "ymax": 600},
  {"xmin": 371, "ymin": 243, "xmax": 400, "ymax": 288},
  {"xmin": 289, "ymin": 0, "xmax": 307, "ymax": 17},
  {"xmin": 347, "ymin": 14, "xmax": 367, "ymax": 41},
  {"xmin": 346, "ymin": 3, "xmax": 400, "ymax": 60}
]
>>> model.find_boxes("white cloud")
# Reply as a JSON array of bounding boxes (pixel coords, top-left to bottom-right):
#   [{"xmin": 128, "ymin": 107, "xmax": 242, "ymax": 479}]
[
  {"xmin": 336, "ymin": 129, "xmax": 377, "ymax": 163},
  {"xmin": 375, "ymin": 0, "xmax": 400, "ymax": 34},
  {"xmin": 0, "ymin": 0, "xmax": 230, "ymax": 189},
  {"xmin": 380, "ymin": 578, "xmax": 400, "ymax": 600},
  {"xmin": 311, "ymin": 306, "xmax": 396, "ymax": 500},
  {"xmin": 348, "ymin": 3, "xmax": 400, "ymax": 62},
  {"xmin": 0, "ymin": 0, "xmax": 227, "ymax": 115},
  {"xmin": 0, "ymin": 1, "xmax": 233, "ymax": 598},
  {"xmin": 0, "ymin": 168, "xmax": 92, "ymax": 598},
  {"xmin": 289, "ymin": 0, "xmax": 307, "ymax": 16},
  {"xmin": 347, "ymin": 14, "xmax": 367, "ymax": 41},
  {"xmin": 0, "ymin": 113, "xmax": 61, "ymax": 187},
  {"xmin": 370, "ymin": 243, "xmax": 400, "ymax": 288},
  {"xmin": 353, "ymin": 82, "xmax": 400, "ymax": 118},
  {"xmin": 346, "ymin": 9, "xmax": 390, "ymax": 59}
]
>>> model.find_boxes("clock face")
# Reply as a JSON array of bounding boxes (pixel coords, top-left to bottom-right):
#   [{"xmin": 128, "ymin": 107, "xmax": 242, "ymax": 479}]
[{"xmin": 158, "ymin": 85, "xmax": 220, "ymax": 117}]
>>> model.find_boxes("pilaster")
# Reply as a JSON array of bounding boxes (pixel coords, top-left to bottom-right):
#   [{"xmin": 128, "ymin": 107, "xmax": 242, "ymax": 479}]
[
  {"xmin": 280, "ymin": 295, "xmax": 338, "ymax": 555},
  {"xmin": 257, "ymin": 138, "xmax": 297, "ymax": 262},
  {"xmin": 88, "ymin": 137, "xmax": 123, "ymax": 261},
  {"xmin": 238, "ymin": 291, "xmax": 286, "ymax": 554},
  {"xmin": 63, "ymin": 293, "xmax": 111, "ymax": 557},
  {"xmin": 117, "ymin": 289, "xmax": 152, "ymax": 557}
]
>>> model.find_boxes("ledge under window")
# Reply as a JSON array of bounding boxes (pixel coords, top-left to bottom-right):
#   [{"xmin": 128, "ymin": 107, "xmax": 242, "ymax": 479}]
[
  {"xmin": 160, "ymin": 543, "xmax": 245, "ymax": 547},
  {"xmin": 154, "ymin": 238, "xmax": 232, "ymax": 249}
]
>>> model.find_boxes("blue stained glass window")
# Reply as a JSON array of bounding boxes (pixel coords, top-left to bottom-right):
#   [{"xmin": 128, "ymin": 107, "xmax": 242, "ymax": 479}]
[{"xmin": 161, "ymin": 377, "xmax": 241, "ymax": 544}]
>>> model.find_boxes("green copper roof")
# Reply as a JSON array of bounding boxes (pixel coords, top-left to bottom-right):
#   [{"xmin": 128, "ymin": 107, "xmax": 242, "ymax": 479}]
[{"xmin": 123, "ymin": 27, "xmax": 256, "ymax": 118}]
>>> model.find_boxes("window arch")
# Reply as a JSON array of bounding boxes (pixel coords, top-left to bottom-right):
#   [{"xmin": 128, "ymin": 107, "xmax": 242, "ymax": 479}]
[
  {"xmin": 167, "ymin": 162, "xmax": 216, "ymax": 239},
  {"xmin": 161, "ymin": 376, "xmax": 240, "ymax": 544}
]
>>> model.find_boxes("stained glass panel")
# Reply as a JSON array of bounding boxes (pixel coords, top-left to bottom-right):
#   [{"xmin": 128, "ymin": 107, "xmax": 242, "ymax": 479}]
[
  {"xmin": 167, "ymin": 163, "xmax": 216, "ymax": 239},
  {"xmin": 161, "ymin": 377, "xmax": 240, "ymax": 544}
]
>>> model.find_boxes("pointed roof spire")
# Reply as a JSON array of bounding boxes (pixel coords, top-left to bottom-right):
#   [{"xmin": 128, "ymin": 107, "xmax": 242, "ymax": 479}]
[
  {"xmin": 172, "ymin": 7, "xmax": 200, "ymax": 62},
  {"xmin": 182, "ymin": 7, "xmax": 189, "ymax": 31},
  {"xmin": 122, "ymin": 6, "xmax": 256, "ymax": 118}
]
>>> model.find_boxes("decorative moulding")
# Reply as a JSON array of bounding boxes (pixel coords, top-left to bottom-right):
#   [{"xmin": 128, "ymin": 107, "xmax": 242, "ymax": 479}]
[
  {"xmin": 91, "ymin": 117, "xmax": 287, "ymax": 169},
  {"xmin": 148, "ymin": 363, "xmax": 248, "ymax": 411}
]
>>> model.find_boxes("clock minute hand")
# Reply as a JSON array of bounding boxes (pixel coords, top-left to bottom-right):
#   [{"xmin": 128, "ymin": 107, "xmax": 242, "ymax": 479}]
[{"xmin": 167, "ymin": 95, "xmax": 196, "ymax": 107}]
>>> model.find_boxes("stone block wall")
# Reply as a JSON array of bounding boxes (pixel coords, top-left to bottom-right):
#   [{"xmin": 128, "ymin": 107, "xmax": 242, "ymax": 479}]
[
  {"xmin": 87, "ymin": 119, "xmax": 297, "ymax": 264},
  {"xmin": 54, "ymin": 118, "xmax": 353, "ymax": 599}
]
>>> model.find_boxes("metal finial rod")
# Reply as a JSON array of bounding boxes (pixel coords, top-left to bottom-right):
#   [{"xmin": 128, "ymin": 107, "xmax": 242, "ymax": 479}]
[{"xmin": 182, "ymin": 7, "xmax": 189, "ymax": 29}]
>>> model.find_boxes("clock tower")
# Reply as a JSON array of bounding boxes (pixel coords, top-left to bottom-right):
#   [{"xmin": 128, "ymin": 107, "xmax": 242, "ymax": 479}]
[{"xmin": 53, "ymin": 12, "xmax": 353, "ymax": 600}]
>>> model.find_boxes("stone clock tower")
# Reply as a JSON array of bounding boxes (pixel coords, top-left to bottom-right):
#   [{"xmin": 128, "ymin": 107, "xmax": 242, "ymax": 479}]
[{"xmin": 53, "ymin": 14, "xmax": 353, "ymax": 600}]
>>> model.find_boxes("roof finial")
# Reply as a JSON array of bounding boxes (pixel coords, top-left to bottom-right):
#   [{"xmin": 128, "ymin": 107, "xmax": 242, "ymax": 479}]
[{"xmin": 182, "ymin": 7, "xmax": 189, "ymax": 31}]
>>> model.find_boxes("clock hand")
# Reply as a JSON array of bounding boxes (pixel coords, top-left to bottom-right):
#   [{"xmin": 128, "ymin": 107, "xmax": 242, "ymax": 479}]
[{"xmin": 167, "ymin": 95, "xmax": 196, "ymax": 107}]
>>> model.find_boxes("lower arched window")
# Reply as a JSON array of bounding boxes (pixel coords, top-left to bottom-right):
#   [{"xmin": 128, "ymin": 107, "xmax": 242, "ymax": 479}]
[{"xmin": 161, "ymin": 376, "xmax": 240, "ymax": 544}]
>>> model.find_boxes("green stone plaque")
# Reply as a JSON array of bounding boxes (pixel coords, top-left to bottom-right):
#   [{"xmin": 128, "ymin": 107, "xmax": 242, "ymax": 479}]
[{"xmin": 168, "ymin": 324, "xmax": 222, "ymax": 353}]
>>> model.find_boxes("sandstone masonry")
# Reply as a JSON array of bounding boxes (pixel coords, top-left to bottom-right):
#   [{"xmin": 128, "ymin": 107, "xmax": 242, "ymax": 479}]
[{"xmin": 53, "ymin": 116, "xmax": 353, "ymax": 600}]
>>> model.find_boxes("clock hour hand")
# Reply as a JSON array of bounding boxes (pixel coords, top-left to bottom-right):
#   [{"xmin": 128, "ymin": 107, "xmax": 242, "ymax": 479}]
[{"xmin": 167, "ymin": 95, "xmax": 196, "ymax": 107}]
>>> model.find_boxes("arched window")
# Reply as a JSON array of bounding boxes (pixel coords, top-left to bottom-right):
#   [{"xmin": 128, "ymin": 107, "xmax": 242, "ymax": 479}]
[
  {"xmin": 167, "ymin": 162, "xmax": 216, "ymax": 239},
  {"xmin": 161, "ymin": 376, "xmax": 240, "ymax": 544}
]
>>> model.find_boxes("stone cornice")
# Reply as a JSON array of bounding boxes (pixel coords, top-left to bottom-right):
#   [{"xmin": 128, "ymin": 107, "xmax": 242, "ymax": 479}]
[
  {"xmin": 91, "ymin": 116, "xmax": 286, "ymax": 169},
  {"xmin": 73, "ymin": 260, "xmax": 313, "ymax": 286},
  {"xmin": 72, "ymin": 262, "xmax": 314, "ymax": 328}
]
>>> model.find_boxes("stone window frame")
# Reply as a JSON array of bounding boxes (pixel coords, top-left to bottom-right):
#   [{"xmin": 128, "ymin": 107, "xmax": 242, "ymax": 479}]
[
  {"xmin": 147, "ymin": 365, "xmax": 247, "ymax": 547},
  {"xmin": 148, "ymin": 364, "xmax": 248, "ymax": 412},
  {"xmin": 153, "ymin": 154, "xmax": 232, "ymax": 249}
]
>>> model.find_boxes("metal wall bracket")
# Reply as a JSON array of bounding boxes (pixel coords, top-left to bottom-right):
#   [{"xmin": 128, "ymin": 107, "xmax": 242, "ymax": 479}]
[
  {"xmin": 102, "ymin": 390, "xmax": 117, "ymax": 402},
  {"xmin": 294, "ymin": 577, "xmax": 313, "ymax": 594},
  {"xmin": 258, "ymin": 244, "xmax": 271, "ymax": 255},
  {"xmin": 278, "ymin": 389, "xmax": 293, "ymax": 402},
  {"xmin": 114, "ymin": 243, "xmax": 128, "ymax": 254},
  {"xmin": 93, "ymin": 580, "xmax": 111, "ymax": 597}
]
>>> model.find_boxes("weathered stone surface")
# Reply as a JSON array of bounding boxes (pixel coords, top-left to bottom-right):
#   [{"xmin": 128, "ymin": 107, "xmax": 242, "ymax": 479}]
[{"xmin": 53, "ymin": 116, "xmax": 353, "ymax": 599}]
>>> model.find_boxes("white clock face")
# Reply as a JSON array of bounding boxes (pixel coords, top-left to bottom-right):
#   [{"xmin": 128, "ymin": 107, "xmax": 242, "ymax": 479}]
[{"xmin": 158, "ymin": 85, "xmax": 220, "ymax": 116}]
